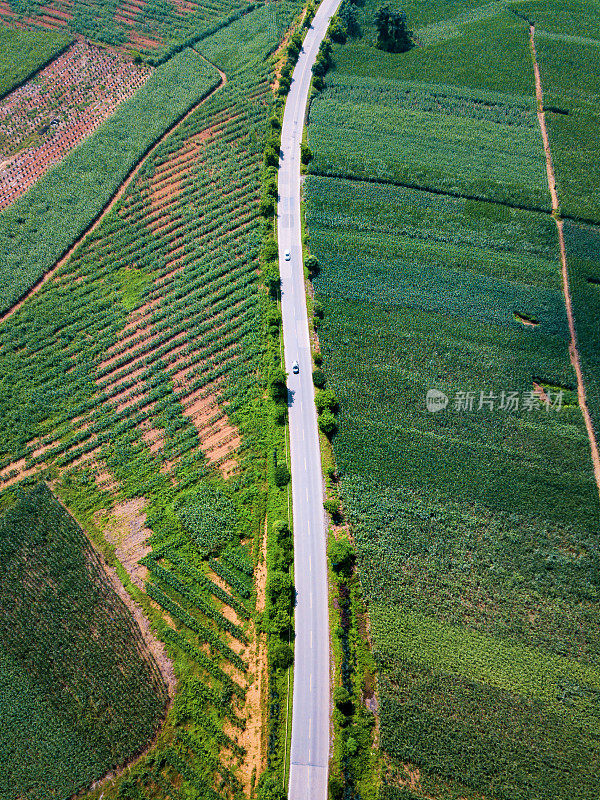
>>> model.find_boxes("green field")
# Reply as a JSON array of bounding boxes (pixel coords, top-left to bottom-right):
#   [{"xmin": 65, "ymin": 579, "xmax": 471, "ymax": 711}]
[
  {"xmin": 518, "ymin": 0, "xmax": 600, "ymax": 38},
  {"xmin": 0, "ymin": 483, "xmax": 167, "ymax": 800},
  {"xmin": 0, "ymin": 2, "xmax": 302, "ymax": 798},
  {"xmin": 307, "ymin": 0, "xmax": 600, "ymax": 796},
  {"xmin": 308, "ymin": 74, "xmax": 549, "ymax": 207},
  {"xmin": 0, "ymin": 48, "xmax": 221, "ymax": 314},
  {"xmin": 0, "ymin": 24, "xmax": 72, "ymax": 98},
  {"xmin": 331, "ymin": 7, "xmax": 537, "ymax": 93}
]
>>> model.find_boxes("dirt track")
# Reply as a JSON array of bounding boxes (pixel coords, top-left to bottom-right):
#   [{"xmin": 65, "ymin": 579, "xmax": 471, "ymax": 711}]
[{"xmin": 530, "ymin": 24, "xmax": 600, "ymax": 499}]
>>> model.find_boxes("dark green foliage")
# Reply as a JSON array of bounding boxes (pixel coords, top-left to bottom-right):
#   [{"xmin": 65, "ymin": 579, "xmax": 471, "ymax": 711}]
[
  {"xmin": 305, "ymin": 254, "xmax": 320, "ymax": 276},
  {"xmin": 315, "ymin": 388, "xmax": 338, "ymax": 412},
  {"xmin": 329, "ymin": 16, "xmax": 348, "ymax": 43},
  {"xmin": 339, "ymin": 0, "xmax": 360, "ymax": 37},
  {"xmin": 517, "ymin": 0, "xmax": 600, "ymax": 38},
  {"xmin": 0, "ymin": 484, "xmax": 166, "ymax": 800},
  {"xmin": 267, "ymin": 571, "xmax": 294, "ymax": 605},
  {"xmin": 333, "ymin": 686, "xmax": 354, "ymax": 714},
  {"xmin": 533, "ymin": 34, "xmax": 600, "ymax": 223},
  {"xmin": 324, "ymin": 496, "xmax": 342, "ymax": 520},
  {"xmin": 329, "ymin": 537, "xmax": 355, "ymax": 576},
  {"xmin": 312, "ymin": 368, "xmax": 326, "ymax": 387},
  {"xmin": 269, "ymin": 367, "xmax": 288, "ymax": 400},
  {"xmin": 318, "ymin": 410, "xmax": 337, "ymax": 436},
  {"xmin": 0, "ymin": 24, "xmax": 72, "ymax": 99},
  {"xmin": 256, "ymin": 773, "xmax": 287, "ymax": 800},
  {"xmin": 273, "ymin": 464, "xmax": 290, "ymax": 487},
  {"xmin": 300, "ymin": 142, "xmax": 313, "ymax": 164},
  {"xmin": 374, "ymin": 5, "xmax": 412, "ymax": 52},
  {"xmin": 563, "ymin": 222, "xmax": 600, "ymax": 432},
  {"xmin": 271, "ymin": 643, "xmax": 294, "ymax": 670}
]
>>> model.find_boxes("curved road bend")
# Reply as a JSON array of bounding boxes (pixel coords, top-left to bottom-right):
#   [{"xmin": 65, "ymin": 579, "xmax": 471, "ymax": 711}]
[{"xmin": 277, "ymin": 0, "xmax": 341, "ymax": 798}]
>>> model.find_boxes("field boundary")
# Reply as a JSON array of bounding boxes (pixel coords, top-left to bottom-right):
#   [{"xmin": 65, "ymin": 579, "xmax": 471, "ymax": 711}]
[
  {"xmin": 0, "ymin": 56, "xmax": 227, "ymax": 329},
  {"xmin": 530, "ymin": 23, "xmax": 600, "ymax": 499},
  {"xmin": 307, "ymin": 169, "xmax": 554, "ymax": 215}
]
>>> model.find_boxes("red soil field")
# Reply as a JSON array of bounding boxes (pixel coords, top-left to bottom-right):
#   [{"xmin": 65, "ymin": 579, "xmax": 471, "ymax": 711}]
[{"xmin": 0, "ymin": 39, "xmax": 151, "ymax": 210}]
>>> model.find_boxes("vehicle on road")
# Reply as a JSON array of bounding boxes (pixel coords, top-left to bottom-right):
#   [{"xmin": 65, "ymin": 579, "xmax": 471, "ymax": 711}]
[
  {"xmin": 285, "ymin": 249, "xmax": 291, "ymax": 261},
  {"xmin": 292, "ymin": 360, "xmax": 299, "ymax": 374}
]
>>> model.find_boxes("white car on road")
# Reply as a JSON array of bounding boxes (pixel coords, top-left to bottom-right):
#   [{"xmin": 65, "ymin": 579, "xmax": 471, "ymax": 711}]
[
  {"xmin": 285, "ymin": 249, "xmax": 291, "ymax": 261},
  {"xmin": 292, "ymin": 360, "xmax": 299, "ymax": 374}
]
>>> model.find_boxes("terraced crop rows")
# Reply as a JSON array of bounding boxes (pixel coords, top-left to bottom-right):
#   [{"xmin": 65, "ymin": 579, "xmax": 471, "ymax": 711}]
[
  {"xmin": 0, "ymin": 0, "xmax": 303, "ymax": 797},
  {"xmin": 0, "ymin": 0, "xmax": 249, "ymax": 54},
  {"xmin": 0, "ymin": 27, "xmax": 277, "ymax": 491},
  {"xmin": 0, "ymin": 40, "xmax": 151, "ymax": 210}
]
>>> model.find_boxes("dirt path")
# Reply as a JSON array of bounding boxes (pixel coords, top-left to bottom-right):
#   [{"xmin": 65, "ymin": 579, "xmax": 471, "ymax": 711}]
[
  {"xmin": 0, "ymin": 58, "xmax": 227, "ymax": 328},
  {"xmin": 530, "ymin": 23, "xmax": 600, "ymax": 499},
  {"xmin": 238, "ymin": 521, "xmax": 268, "ymax": 794},
  {"xmin": 52, "ymin": 488, "xmax": 177, "ymax": 697}
]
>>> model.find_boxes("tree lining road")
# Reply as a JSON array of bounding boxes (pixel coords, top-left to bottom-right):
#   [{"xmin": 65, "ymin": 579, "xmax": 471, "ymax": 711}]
[{"xmin": 277, "ymin": 1, "xmax": 341, "ymax": 798}]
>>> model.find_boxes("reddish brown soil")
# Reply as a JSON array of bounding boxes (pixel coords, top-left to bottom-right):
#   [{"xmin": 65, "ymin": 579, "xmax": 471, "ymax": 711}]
[
  {"xmin": 0, "ymin": 41, "xmax": 151, "ymax": 211},
  {"xmin": 236, "ymin": 520, "xmax": 268, "ymax": 794},
  {"xmin": 0, "ymin": 57, "xmax": 225, "ymax": 329}
]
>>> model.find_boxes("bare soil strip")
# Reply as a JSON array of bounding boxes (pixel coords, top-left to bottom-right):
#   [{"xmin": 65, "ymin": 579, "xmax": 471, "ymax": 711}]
[
  {"xmin": 530, "ymin": 24, "xmax": 600, "ymax": 498},
  {"xmin": 0, "ymin": 59, "xmax": 226, "ymax": 328}
]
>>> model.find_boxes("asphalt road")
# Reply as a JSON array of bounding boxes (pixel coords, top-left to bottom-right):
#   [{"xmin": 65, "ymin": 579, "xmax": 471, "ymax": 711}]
[{"xmin": 277, "ymin": 1, "xmax": 341, "ymax": 797}]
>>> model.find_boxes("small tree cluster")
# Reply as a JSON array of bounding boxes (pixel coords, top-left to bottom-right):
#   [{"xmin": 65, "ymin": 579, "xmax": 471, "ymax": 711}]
[
  {"xmin": 329, "ymin": 537, "xmax": 356, "ymax": 576},
  {"xmin": 374, "ymin": 5, "xmax": 413, "ymax": 52}
]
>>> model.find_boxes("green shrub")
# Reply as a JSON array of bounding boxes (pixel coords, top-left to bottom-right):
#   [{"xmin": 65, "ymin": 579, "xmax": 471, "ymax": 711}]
[
  {"xmin": 312, "ymin": 368, "xmax": 326, "ymax": 387},
  {"xmin": 329, "ymin": 538, "xmax": 355, "ymax": 575},
  {"xmin": 324, "ymin": 497, "xmax": 342, "ymax": 521},
  {"xmin": 273, "ymin": 464, "xmax": 291, "ymax": 487},
  {"xmin": 318, "ymin": 410, "xmax": 337, "ymax": 436},
  {"xmin": 271, "ymin": 644, "xmax": 294, "ymax": 670},
  {"xmin": 315, "ymin": 388, "xmax": 338, "ymax": 413}
]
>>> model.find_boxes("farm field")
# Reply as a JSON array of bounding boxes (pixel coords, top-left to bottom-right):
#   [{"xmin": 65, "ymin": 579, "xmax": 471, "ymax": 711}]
[
  {"xmin": 0, "ymin": 46, "xmax": 221, "ymax": 312},
  {"xmin": 0, "ymin": 1, "xmax": 302, "ymax": 798},
  {"xmin": 0, "ymin": 483, "xmax": 167, "ymax": 800},
  {"xmin": 308, "ymin": 74, "xmax": 549, "ymax": 208},
  {"xmin": 0, "ymin": 22, "xmax": 72, "ymax": 97},
  {"xmin": 0, "ymin": 0, "xmax": 251, "ymax": 58},
  {"xmin": 0, "ymin": 39, "xmax": 152, "ymax": 211},
  {"xmin": 306, "ymin": 0, "xmax": 600, "ymax": 797}
]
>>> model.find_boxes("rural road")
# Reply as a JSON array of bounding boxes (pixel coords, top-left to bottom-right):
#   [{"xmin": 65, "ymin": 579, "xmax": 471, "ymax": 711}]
[{"xmin": 277, "ymin": 0, "xmax": 341, "ymax": 797}]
